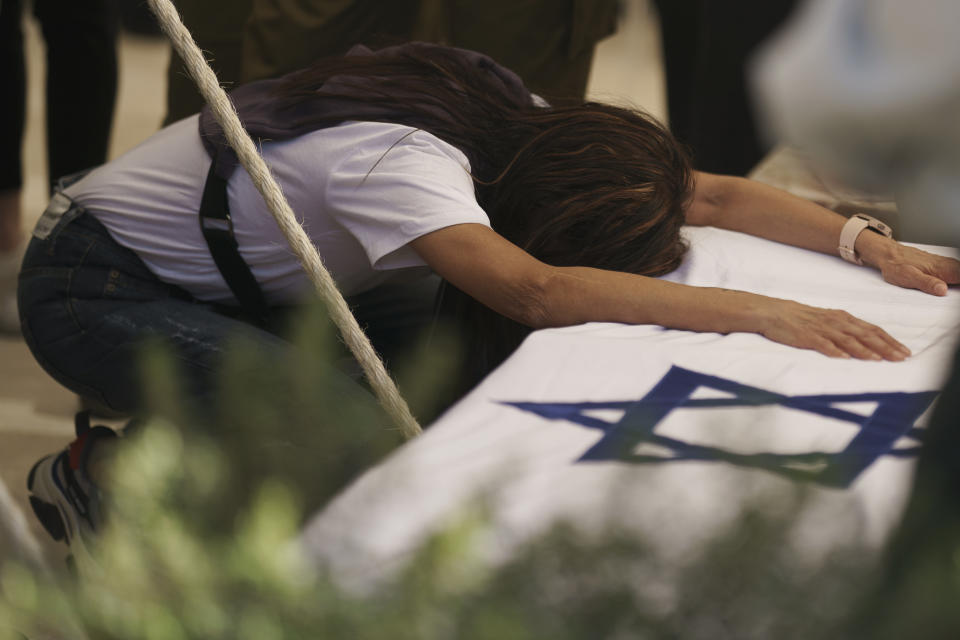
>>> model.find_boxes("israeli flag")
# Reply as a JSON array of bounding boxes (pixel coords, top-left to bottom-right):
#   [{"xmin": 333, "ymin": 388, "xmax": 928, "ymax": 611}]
[{"xmin": 303, "ymin": 226, "xmax": 960, "ymax": 587}]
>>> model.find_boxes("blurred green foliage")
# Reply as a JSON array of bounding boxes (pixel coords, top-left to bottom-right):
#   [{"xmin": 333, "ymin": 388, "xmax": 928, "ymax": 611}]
[{"xmin": 2, "ymin": 302, "xmax": 960, "ymax": 639}]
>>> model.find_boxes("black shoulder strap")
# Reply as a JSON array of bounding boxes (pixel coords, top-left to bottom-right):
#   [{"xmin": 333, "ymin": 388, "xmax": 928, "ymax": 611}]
[{"xmin": 198, "ymin": 162, "xmax": 271, "ymax": 327}]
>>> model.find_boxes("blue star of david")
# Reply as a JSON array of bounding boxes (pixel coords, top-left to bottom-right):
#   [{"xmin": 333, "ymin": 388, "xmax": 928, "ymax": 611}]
[{"xmin": 503, "ymin": 366, "xmax": 938, "ymax": 487}]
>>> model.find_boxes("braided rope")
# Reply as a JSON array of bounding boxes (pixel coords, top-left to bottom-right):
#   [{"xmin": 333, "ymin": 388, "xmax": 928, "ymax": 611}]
[{"xmin": 146, "ymin": 0, "xmax": 422, "ymax": 439}]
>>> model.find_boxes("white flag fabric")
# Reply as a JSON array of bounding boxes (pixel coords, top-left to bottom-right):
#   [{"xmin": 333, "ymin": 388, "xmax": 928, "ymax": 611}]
[{"xmin": 302, "ymin": 226, "xmax": 960, "ymax": 587}]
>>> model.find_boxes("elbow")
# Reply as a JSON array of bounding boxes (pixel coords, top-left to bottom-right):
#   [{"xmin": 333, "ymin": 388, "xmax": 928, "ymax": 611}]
[
  {"xmin": 688, "ymin": 173, "xmax": 742, "ymax": 226},
  {"xmin": 505, "ymin": 268, "xmax": 554, "ymax": 330},
  {"xmin": 509, "ymin": 267, "xmax": 596, "ymax": 330}
]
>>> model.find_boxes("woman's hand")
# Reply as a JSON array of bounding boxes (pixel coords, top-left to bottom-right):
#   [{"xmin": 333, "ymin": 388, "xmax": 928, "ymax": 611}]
[
  {"xmin": 758, "ymin": 298, "xmax": 911, "ymax": 361},
  {"xmin": 694, "ymin": 175, "xmax": 960, "ymax": 297},
  {"xmin": 858, "ymin": 235, "xmax": 960, "ymax": 296},
  {"xmin": 877, "ymin": 245, "xmax": 960, "ymax": 296}
]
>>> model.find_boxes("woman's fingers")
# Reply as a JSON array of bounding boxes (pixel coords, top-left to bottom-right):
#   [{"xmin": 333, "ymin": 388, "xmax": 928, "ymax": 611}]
[
  {"xmin": 891, "ymin": 265, "xmax": 948, "ymax": 296},
  {"xmin": 932, "ymin": 254, "xmax": 960, "ymax": 284},
  {"xmin": 881, "ymin": 248, "xmax": 960, "ymax": 296},
  {"xmin": 808, "ymin": 335, "xmax": 851, "ymax": 359},
  {"xmin": 831, "ymin": 333, "xmax": 883, "ymax": 360},
  {"xmin": 828, "ymin": 311, "xmax": 910, "ymax": 361},
  {"xmin": 830, "ymin": 330, "xmax": 907, "ymax": 361},
  {"xmin": 861, "ymin": 329, "xmax": 911, "ymax": 359},
  {"xmin": 813, "ymin": 333, "xmax": 905, "ymax": 361},
  {"xmin": 912, "ymin": 248, "xmax": 960, "ymax": 284},
  {"xmin": 764, "ymin": 302, "xmax": 910, "ymax": 361}
]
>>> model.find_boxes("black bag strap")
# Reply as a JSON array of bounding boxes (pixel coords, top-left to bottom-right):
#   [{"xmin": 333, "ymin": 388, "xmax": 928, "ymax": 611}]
[{"xmin": 198, "ymin": 162, "xmax": 271, "ymax": 327}]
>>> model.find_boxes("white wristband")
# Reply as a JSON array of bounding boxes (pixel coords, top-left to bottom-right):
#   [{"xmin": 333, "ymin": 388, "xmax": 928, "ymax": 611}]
[{"xmin": 838, "ymin": 214, "xmax": 893, "ymax": 265}]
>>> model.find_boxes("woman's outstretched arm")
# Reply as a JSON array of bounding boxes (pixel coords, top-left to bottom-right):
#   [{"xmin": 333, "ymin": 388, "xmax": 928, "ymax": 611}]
[
  {"xmin": 410, "ymin": 223, "xmax": 911, "ymax": 361},
  {"xmin": 686, "ymin": 171, "xmax": 960, "ymax": 296}
]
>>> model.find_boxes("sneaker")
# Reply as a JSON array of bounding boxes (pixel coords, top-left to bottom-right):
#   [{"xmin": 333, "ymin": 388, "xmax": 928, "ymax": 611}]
[{"xmin": 27, "ymin": 412, "xmax": 116, "ymax": 573}]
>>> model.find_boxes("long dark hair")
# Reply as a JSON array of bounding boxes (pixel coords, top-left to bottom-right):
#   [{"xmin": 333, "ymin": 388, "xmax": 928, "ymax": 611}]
[{"xmin": 275, "ymin": 43, "xmax": 693, "ymax": 382}]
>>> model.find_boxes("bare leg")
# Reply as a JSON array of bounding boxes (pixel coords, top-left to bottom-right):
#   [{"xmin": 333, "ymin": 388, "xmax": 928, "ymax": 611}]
[
  {"xmin": 0, "ymin": 188, "xmax": 23, "ymax": 333},
  {"xmin": 0, "ymin": 188, "xmax": 22, "ymax": 252}
]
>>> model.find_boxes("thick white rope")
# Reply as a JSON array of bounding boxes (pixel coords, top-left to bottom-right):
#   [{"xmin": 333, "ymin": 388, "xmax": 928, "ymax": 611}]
[{"xmin": 145, "ymin": 0, "xmax": 422, "ymax": 439}]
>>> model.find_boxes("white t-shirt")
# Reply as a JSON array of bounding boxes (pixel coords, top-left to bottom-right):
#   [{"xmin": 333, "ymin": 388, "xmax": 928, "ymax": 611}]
[{"xmin": 65, "ymin": 116, "xmax": 490, "ymax": 304}]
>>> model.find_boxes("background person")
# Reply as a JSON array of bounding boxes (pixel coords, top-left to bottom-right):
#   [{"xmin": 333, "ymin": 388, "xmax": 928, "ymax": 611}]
[
  {"xmin": 164, "ymin": 0, "xmax": 619, "ymax": 125},
  {"xmin": 652, "ymin": 0, "xmax": 798, "ymax": 176},
  {"xmin": 162, "ymin": 0, "xmax": 255, "ymax": 125},
  {"xmin": 0, "ymin": 0, "xmax": 119, "ymax": 332}
]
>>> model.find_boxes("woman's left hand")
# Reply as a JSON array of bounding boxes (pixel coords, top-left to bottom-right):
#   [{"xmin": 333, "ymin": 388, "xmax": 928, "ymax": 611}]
[{"xmin": 872, "ymin": 243, "xmax": 960, "ymax": 296}]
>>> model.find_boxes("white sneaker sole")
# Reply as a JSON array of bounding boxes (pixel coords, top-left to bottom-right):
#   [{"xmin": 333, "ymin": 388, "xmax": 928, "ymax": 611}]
[{"xmin": 27, "ymin": 454, "xmax": 99, "ymax": 575}]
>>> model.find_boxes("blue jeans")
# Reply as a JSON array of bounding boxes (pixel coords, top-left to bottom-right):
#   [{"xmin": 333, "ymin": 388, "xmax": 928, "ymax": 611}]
[{"xmin": 18, "ymin": 201, "xmax": 438, "ymax": 415}]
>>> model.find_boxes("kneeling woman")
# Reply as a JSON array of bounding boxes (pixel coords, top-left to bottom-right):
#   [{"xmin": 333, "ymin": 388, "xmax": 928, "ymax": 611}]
[{"xmin": 18, "ymin": 43, "xmax": 958, "ymax": 565}]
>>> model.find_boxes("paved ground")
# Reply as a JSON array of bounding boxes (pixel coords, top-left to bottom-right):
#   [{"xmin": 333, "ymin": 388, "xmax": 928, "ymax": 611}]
[{"xmin": 0, "ymin": 1, "xmax": 666, "ymax": 570}]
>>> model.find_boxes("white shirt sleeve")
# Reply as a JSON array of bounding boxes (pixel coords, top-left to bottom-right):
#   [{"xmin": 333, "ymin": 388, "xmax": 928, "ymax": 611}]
[{"xmin": 324, "ymin": 127, "xmax": 491, "ymax": 272}]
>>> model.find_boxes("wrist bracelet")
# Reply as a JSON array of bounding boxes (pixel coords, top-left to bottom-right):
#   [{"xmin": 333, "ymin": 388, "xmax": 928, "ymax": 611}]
[{"xmin": 838, "ymin": 213, "xmax": 893, "ymax": 265}]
